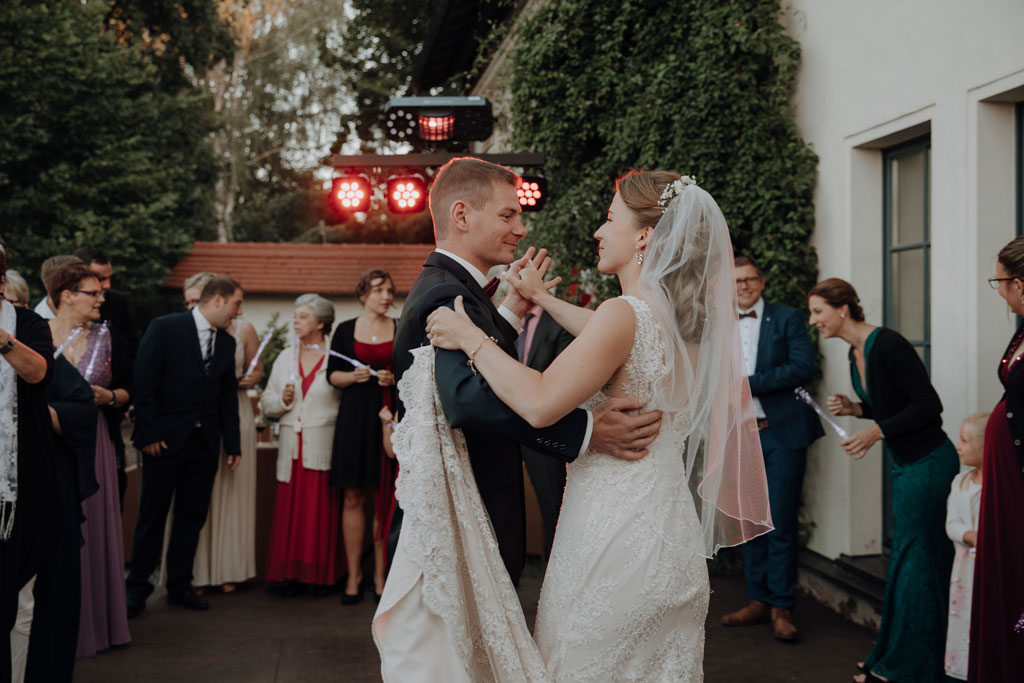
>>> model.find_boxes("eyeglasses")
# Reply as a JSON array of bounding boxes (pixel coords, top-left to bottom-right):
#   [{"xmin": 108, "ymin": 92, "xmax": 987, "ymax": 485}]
[
  {"xmin": 988, "ymin": 277, "xmax": 1016, "ymax": 289},
  {"xmin": 71, "ymin": 289, "xmax": 104, "ymax": 298},
  {"xmin": 735, "ymin": 277, "xmax": 762, "ymax": 287}
]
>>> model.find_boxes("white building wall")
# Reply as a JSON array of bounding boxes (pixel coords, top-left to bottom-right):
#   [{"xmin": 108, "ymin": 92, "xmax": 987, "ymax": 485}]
[{"xmin": 784, "ymin": 0, "xmax": 1024, "ymax": 558}]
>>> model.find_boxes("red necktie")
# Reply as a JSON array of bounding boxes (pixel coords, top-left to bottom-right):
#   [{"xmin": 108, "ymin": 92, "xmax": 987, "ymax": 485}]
[{"xmin": 483, "ymin": 277, "xmax": 499, "ymax": 297}]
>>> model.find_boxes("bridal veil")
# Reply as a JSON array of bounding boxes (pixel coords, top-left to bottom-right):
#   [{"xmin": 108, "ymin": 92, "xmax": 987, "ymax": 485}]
[{"xmin": 638, "ymin": 180, "xmax": 774, "ymax": 557}]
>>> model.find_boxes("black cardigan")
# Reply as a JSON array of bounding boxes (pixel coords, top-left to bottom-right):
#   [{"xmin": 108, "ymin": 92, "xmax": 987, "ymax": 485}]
[{"xmin": 850, "ymin": 327, "xmax": 948, "ymax": 462}]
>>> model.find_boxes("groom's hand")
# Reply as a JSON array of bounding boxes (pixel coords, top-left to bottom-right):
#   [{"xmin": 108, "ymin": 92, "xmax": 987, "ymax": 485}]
[{"xmin": 590, "ymin": 397, "xmax": 662, "ymax": 461}]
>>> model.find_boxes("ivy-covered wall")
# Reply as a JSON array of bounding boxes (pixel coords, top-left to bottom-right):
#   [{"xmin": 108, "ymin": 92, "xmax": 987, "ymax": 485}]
[{"xmin": 506, "ymin": 0, "xmax": 818, "ymax": 309}]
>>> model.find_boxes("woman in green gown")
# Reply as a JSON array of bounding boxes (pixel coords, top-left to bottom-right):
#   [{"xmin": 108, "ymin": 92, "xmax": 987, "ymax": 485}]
[{"xmin": 808, "ymin": 278, "xmax": 957, "ymax": 683}]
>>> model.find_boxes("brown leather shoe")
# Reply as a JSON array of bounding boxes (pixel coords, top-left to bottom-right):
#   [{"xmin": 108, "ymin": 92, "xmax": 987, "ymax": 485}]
[
  {"xmin": 770, "ymin": 606, "xmax": 798, "ymax": 642},
  {"xmin": 721, "ymin": 600, "xmax": 768, "ymax": 627}
]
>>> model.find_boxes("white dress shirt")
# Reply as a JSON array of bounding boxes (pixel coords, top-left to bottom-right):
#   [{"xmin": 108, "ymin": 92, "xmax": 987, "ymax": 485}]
[
  {"xmin": 433, "ymin": 248, "xmax": 593, "ymax": 457},
  {"xmin": 738, "ymin": 297, "xmax": 767, "ymax": 419},
  {"xmin": 191, "ymin": 305, "xmax": 216, "ymax": 360}
]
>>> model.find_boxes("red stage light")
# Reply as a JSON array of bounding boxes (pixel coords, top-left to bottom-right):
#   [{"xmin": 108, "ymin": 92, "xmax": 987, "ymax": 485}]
[
  {"xmin": 386, "ymin": 175, "xmax": 428, "ymax": 214},
  {"xmin": 330, "ymin": 175, "xmax": 371, "ymax": 213},
  {"xmin": 517, "ymin": 176, "xmax": 548, "ymax": 212},
  {"xmin": 417, "ymin": 113, "xmax": 456, "ymax": 141}
]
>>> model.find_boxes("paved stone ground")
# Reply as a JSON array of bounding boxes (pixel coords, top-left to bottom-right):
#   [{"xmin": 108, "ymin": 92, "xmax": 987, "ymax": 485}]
[{"xmin": 75, "ymin": 561, "xmax": 875, "ymax": 682}]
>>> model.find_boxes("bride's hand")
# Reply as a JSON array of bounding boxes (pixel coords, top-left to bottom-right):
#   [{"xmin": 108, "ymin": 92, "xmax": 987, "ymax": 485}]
[
  {"xmin": 506, "ymin": 256, "xmax": 562, "ymax": 305},
  {"xmin": 426, "ymin": 296, "xmax": 482, "ymax": 351}
]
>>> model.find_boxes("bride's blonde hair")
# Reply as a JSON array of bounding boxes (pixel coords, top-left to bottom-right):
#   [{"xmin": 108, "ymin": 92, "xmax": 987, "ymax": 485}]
[{"xmin": 617, "ymin": 169, "xmax": 713, "ymax": 343}]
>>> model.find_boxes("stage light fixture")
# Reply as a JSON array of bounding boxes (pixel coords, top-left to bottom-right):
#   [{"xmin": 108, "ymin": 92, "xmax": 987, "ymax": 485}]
[
  {"xmin": 330, "ymin": 175, "xmax": 371, "ymax": 213},
  {"xmin": 517, "ymin": 176, "xmax": 548, "ymax": 212},
  {"xmin": 384, "ymin": 96, "xmax": 494, "ymax": 143},
  {"xmin": 386, "ymin": 175, "xmax": 428, "ymax": 214}
]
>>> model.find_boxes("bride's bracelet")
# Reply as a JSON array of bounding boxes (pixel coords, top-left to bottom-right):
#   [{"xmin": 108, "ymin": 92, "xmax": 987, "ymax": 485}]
[{"xmin": 466, "ymin": 335, "xmax": 498, "ymax": 376}]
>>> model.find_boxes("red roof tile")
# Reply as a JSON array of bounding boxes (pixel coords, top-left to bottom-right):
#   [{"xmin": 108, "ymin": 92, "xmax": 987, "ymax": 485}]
[{"xmin": 164, "ymin": 242, "xmax": 435, "ymax": 295}]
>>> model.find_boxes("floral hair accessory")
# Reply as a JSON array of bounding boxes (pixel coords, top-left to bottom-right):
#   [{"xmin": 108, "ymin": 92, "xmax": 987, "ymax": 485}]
[{"xmin": 658, "ymin": 175, "xmax": 698, "ymax": 208}]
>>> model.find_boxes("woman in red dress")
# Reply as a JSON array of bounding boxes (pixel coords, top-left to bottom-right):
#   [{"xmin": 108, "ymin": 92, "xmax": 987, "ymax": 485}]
[
  {"xmin": 969, "ymin": 237, "xmax": 1024, "ymax": 680},
  {"xmin": 261, "ymin": 294, "xmax": 342, "ymax": 596},
  {"xmin": 328, "ymin": 270, "xmax": 398, "ymax": 604}
]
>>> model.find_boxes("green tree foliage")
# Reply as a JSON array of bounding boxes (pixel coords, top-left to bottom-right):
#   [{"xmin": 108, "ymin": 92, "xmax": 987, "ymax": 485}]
[
  {"xmin": 104, "ymin": 0, "xmax": 237, "ymax": 87},
  {"xmin": 507, "ymin": 0, "xmax": 818, "ymax": 309},
  {"xmin": 0, "ymin": 0, "xmax": 217, "ymax": 317}
]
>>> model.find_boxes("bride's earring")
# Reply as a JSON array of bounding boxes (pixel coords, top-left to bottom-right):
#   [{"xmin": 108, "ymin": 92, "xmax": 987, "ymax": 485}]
[
  {"xmin": 635, "ymin": 249, "xmax": 644, "ymax": 266},
  {"xmin": 840, "ymin": 313, "xmax": 846, "ymax": 319}
]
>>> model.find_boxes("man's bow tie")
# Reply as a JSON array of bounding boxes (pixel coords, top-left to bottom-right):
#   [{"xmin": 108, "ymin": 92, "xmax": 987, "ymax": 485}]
[
  {"xmin": 483, "ymin": 277, "xmax": 499, "ymax": 297},
  {"xmin": 738, "ymin": 310, "xmax": 757, "ymax": 319}
]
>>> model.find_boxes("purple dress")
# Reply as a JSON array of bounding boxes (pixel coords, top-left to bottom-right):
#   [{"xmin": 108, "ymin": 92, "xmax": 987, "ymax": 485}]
[{"xmin": 73, "ymin": 323, "xmax": 130, "ymax": 657}]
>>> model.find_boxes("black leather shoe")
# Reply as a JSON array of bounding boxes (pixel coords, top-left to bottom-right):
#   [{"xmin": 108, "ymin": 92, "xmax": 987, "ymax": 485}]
[
  {"xmin": 126, "ymin": 595, "xmax": 146, "ymax": 619},
  {"xmin": 340, "ymin": 585, "xmax": 364, "ymax": 606},
  {"xmin": 166, "ymin": 587, "xmax": 210, "ymax": 611}
]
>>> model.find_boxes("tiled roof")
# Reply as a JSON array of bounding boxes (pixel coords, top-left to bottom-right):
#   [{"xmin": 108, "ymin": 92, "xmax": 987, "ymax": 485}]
[{"xmin": 163, "ymin": 242, "xmax": 435, "ymax": 295}]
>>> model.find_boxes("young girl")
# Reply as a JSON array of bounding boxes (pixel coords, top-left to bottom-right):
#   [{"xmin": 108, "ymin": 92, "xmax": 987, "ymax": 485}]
[
  {"xmin": 944, "ymin": 411, "xmax": 987, "ymax": 680},
  {"xmin": 379, "ymin": 405, "xmax": 396, "ymax": 460}
]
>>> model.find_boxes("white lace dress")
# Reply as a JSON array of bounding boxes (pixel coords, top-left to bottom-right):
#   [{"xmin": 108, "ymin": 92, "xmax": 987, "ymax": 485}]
[{"xmin": 534, "ymin": 296, "xmax": 710, "ymax": 682}]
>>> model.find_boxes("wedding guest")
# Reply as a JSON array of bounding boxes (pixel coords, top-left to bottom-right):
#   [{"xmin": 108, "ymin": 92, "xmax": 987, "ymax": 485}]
[
  {"xmin": 183, "ymin": 272, "xmax": 215, "ymax": 310},
  {"xmin": 263, "ymin": 294, "xmax": 342, "ymax": 597},
  {"xmin": 810, "ymin": 277, "xmax": 957, "ymax": 683},
  {"xmin": 721, "ymin": 256, "xmax": 823, "ymax": 642},
  {"xmin": 328, "ymin": 270, "xmax": 397, "ymax": 604},
  {"xmin": 33, "ymin": 255, "xmax": 83, "ymax": 320},
  {"xmin": 192, "ymin": 320, "xmax": 260, "ymax": 594},
  {"xmin": 73, "ymin": 246, "xmax": 135, "ymax": 347},
  {"xmin": 184, "ymin": 272, "xmax": 261, "ymax": 595},
  {"xmin": 944, "ymin": 411, "xmax": 986, "ymax": 681},
  {"xmin": 3, "ymin": 270, "xmax": 29, "ymax": 307},
  {"xmin": 127, "ymin": 276, "xmax": 243, "ymax": 617},
  {"xmin": 0, "ymin": 251, "xmax": 56, "ymax": 683},
  {"xmin": 47, "ymin": 263, "xmax": 132, "ymax": 657},
  {"xmin": 518, "ymin": 301, "xmax": 574, "ymax": 559},
  {"xmin": 969, "ymin": 237, "xmax": 1024, "ymax": 681},
  {"xmin": 25, "ymin": 355, "xmax": 98, "ymax": 682},
  {"xmin": 76, "ymin": 247, "xmax": 133, "ymax": 510}
]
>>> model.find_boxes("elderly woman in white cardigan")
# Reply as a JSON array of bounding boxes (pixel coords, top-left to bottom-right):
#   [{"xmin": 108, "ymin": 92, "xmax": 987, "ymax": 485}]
[{"xmin": 261, "ymin": 294, "xmax": 342, "ymax": 597}]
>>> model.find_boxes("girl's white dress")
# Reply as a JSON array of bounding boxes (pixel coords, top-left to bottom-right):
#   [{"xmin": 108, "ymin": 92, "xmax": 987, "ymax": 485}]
[{"xmin": 944, "ymin": 469, "xmax": 981, "ymax": 680}]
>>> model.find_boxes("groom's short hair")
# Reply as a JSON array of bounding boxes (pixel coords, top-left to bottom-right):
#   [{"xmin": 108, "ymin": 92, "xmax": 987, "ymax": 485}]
[{"xmin": 430, "ymin": 157, "xmax": 520, "ymax": 239}]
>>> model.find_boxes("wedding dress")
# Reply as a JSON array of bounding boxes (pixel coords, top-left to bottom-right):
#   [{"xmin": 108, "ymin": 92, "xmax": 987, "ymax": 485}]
[{"xmin": 534, "ymin": 295, "xmax": 708, "ymax": 682}]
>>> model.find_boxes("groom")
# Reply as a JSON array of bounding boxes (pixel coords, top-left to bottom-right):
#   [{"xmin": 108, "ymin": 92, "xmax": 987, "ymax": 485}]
[{"xmin": 391, "ymin": 157, "xmax": 663, "ymax": 586}]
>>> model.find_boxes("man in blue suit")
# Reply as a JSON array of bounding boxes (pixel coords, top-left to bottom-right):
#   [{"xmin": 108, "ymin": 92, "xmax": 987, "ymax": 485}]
[{"xmin": 722, "ymin": 256, "xmax": 823, "ymax": 642}]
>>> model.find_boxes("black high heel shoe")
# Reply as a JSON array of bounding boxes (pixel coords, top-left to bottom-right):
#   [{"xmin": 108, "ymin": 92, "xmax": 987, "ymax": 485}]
[{"xmin": 340, "ymin": 584, "xmax": 364, "ymax": 606}]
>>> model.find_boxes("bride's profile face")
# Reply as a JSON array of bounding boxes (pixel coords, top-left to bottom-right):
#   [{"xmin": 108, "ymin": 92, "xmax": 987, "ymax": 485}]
[{"xmin": 594, "ymin": 192, "xmax": 642, "ymax": 274}]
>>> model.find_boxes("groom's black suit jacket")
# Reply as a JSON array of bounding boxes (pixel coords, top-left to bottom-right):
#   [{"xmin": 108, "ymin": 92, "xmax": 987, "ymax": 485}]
[{"xmin": 392, "ymin": 251, "xmax": 589, "ymax": 585}]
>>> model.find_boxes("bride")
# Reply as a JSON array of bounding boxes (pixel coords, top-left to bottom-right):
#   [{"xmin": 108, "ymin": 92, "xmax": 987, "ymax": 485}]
[{"xmin": 374, "ymin": 170, "xmax": 772, "ymax": 682}]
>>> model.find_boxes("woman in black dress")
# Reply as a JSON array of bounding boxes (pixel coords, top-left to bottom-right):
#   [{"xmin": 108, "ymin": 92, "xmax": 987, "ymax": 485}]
[{"xmin": 328, "ymin": 270, "xmax": 397, "ymax": 604}]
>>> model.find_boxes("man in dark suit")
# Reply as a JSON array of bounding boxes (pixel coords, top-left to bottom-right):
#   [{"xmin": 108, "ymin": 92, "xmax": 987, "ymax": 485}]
[
  {"xmin": 126, "ymin": 275, "xmax": 243, "ymax": 617},
  {"xmin": 518, "ymin": 303, "xmax": 574, "ymax": 558},
  {"xmin": 722, "ymin": 256, "xmax": 823, "ymax": 642},
  {"xmin": 390, "ymin": 157, "xmax": 663, "ymax": 588}
]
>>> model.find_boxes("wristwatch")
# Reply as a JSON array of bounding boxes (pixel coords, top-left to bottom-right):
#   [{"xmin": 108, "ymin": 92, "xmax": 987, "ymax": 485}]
[
  {"xmin": 106, "ymin": 389, "xmax": 118, "ymax": 407},
  {"xmin": 0, "ymin": 336, "xmax": 14, "ymax": 355}
]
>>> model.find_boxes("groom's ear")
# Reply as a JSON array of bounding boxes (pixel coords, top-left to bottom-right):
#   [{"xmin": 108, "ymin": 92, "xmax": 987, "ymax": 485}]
[{"xmin": 450, "ymin": 199, "xmax": 471, "ymax": 235}]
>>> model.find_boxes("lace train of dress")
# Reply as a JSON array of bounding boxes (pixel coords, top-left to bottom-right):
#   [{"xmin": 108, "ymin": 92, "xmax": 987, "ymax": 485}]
[
  {"xmin": 534, "ymin": 296, "xmax": 708, "ymax": 682},
  {"xmin": 372, "ymin": 347, "xmax": 548, "ymax": 683}
]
